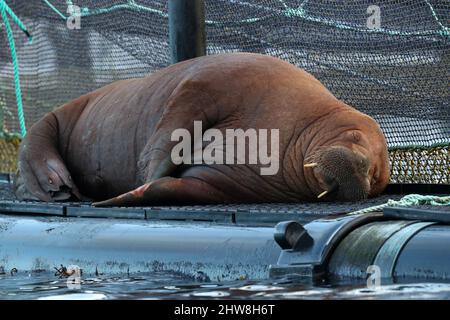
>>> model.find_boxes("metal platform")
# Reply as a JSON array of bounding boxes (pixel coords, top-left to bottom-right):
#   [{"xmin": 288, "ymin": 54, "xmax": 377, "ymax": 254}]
[
  {"xmin": 384, "ymin": 205, "xmax": 450, "ymax": 223},
  {"xmin": 0, "ymin": 181, "xmax": 407, "ymax": 225},
  {"xmin": 1, "ymin": 178, "xmax": 449, "ymax": 281}
]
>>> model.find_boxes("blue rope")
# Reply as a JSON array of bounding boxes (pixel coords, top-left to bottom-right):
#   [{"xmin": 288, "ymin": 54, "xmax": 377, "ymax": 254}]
[{"xmin": 0, "ymin": 0, "xmax": 32, "ymax": 138}]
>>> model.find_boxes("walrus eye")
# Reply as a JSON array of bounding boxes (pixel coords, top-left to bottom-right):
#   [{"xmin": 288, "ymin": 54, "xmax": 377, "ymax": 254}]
[{"xmin": 351, "ymin": 131, "xmax": 361, "ymax": 142}]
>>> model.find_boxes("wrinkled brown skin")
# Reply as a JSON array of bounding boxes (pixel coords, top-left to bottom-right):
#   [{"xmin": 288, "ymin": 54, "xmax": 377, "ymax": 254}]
[{"xmin": 14, "ymin": 53, "xmax": 390, "ymax": 206}]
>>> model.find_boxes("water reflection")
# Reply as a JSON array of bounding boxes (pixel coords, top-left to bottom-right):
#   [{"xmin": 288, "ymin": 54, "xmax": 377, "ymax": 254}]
[{"xmin": 1, "ymin": 271, "xmax": 450, "ymax": 300}]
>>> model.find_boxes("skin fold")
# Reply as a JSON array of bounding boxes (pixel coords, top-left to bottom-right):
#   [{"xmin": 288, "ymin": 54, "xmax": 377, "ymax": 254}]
[{"xmin": 14, "ymin": 53, "xmax": 390, "ymax": 206}]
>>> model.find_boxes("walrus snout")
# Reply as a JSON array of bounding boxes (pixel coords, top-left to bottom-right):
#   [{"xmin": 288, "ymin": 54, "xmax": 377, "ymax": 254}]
[{"xmin": 305, "ymin": 146, "xmax": 371, "ymax": 201}]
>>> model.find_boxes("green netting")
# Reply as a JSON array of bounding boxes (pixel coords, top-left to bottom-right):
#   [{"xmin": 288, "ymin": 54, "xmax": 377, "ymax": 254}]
[{"xmin": 1, "ymin": 0, "xmax": 449, "ymax": 183}]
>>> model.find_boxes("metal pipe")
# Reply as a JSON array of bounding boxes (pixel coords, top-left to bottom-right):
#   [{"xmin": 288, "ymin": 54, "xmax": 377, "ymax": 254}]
[
  {"xmin": 168, "ymin": 0, "xmax": 206, "ymax": 63},
  {"xmin": 394, "ymin": 225, "xmax": 450, "ymax": 281},
  {"xmin": 327, "ymin": 221, "xmax": 450, "ymax": 282},
  {"xmin": 0, "ymin": 214, "xmax": 280, "ymax": 281},
  {"xmin": 271, "ymin": 213, "xmax": 450, "ymax": 283}
]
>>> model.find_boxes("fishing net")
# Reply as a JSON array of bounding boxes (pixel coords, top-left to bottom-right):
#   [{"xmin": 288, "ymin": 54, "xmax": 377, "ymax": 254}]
[{"xmin": 1, "ymin": 0, "xmax": 449, "ymax": 183}]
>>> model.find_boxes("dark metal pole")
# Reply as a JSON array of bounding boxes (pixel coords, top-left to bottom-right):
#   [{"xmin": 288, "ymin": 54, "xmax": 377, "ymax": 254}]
[{"xmin": 168, "ymin": 0, "xmax": 206, "ymax": 64}]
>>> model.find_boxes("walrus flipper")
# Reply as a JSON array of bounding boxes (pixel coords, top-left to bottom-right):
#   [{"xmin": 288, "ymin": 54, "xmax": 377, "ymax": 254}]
[
  {"xmin": 14, "ymin": 112, "xmax": 82, "ymax": 202},
  {"xmin": 92, "ymin": 177, "xmax": 230, "ymax": 207},
  {"xmin": 137, "ymin": 79, "xmax": 218, "ymax": 182}
]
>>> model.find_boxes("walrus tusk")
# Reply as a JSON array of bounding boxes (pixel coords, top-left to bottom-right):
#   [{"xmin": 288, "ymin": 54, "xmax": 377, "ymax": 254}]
[
  {"xmin": 304, "ymin": 163, "xmax": 318, "ymax": 168},
  {"xmin": 317, "ymin": 190, "xmax": 328, "ymax": 198}
]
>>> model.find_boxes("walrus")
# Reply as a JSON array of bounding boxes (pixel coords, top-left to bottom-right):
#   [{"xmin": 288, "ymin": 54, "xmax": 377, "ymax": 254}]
[{"xmin": 14, "ymin": 53, "xmax": 390, "ymax": 206}]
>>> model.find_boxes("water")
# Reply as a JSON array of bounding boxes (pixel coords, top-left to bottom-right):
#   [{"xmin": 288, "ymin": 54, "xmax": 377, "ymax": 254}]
[{"xmin": 2, "ymin": 271, "xmax": 450, "ymax": 300}]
